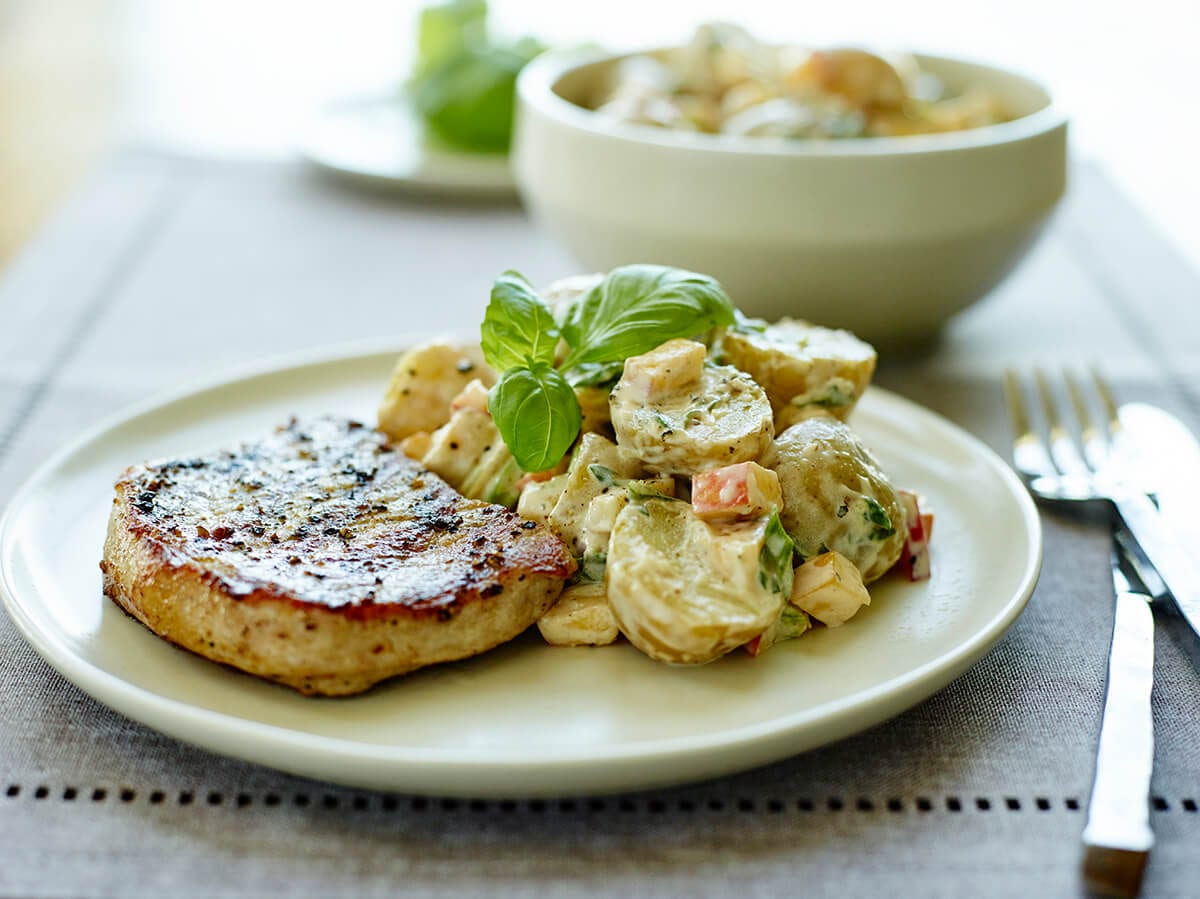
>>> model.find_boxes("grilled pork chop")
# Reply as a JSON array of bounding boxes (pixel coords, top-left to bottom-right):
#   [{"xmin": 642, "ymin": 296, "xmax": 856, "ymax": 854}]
[{"xmin": 100, "ymin": 417, "xmax": 575, "ymax": 695}]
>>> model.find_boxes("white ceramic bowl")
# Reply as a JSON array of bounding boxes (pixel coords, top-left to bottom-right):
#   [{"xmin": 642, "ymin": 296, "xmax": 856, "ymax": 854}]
[{"xmin": 514, "ymin": 49, "xmax": 1068, "ymax": 345}]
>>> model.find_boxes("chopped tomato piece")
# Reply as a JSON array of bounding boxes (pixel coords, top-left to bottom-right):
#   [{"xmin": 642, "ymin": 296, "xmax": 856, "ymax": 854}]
[
  {"xmin": 896, "ymin": 489, "xmax": 932, "ymax": 581},
  {"xmin": 692, "ymin": 461, "xmax": 782, "ymax": 520}
]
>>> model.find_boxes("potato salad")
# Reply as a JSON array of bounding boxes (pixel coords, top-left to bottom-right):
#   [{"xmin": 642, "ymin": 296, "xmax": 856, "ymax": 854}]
[
  {"xmin": 589, "ymin": 22, "xmax": 1010, "ymax": 140},
  {"xmin": 377, "ymin": 264, "xmax": 931, "ymax": 665}
]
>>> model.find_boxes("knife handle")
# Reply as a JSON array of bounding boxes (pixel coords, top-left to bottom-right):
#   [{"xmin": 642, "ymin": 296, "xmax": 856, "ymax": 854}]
[
  {"xmin": 1115, "ymin": 492, "xmax": 1200, "ymax": 642},
  {"xmin": 1082, "ymin": 591, "xmax": 1155, "ymax": 894}
]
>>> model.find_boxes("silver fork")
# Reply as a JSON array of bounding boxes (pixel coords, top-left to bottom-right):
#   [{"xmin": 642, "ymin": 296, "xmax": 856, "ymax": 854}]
[{"xmin": 1004, "ymin": 368, "xmax": 1200, "ymax": 643}]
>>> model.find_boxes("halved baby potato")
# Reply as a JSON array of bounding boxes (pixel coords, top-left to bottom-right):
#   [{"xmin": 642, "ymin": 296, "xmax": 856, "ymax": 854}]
[
  {"xmin": 606, "ymin": 497, "xmax": 786, "ymax": 664},
  {"xmin": 611, "ymin": 342, "xmax": 774, "ymax": 476},
  {"xmin": 378, "ymin": 340, "xmax": 494, "ymax": 441},
  {"xmin": 716, "ymin": 319, "xmax": 875, "ymax": 424},
  {"xmin": 765, "ymin": 416, "xmax": 906, "ymax": 583}
]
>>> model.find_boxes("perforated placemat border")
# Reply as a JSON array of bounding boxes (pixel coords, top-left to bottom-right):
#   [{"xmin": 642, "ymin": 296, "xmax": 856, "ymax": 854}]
[{"xmin": 5, "ymin": 781, "xmax": 1199, "ymax": 818}]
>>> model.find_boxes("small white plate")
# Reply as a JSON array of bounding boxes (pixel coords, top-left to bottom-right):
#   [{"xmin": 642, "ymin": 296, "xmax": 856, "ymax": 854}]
[
  {"xmin": 300, "ymin": 95, "xmax": 516, "ymax": 198},
  {"xmin": 0, "ymin": 343, "xmax": 1040, "ymax": 797}
]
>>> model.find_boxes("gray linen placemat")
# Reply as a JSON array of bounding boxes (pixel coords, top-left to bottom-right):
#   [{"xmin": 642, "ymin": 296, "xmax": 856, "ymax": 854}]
[{"xmin": 0, "ymin": 151, "xmax": 1196, "ymax": 898}]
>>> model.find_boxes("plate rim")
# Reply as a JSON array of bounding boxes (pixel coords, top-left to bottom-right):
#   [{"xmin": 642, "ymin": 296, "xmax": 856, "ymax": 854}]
[
  {"xmin": 298, "ymin": 93, "xmax": 518, "ymax": 197},
  {"xmin": 0, "ymin": 340, "xmax": 1042, "ymax": 787}
]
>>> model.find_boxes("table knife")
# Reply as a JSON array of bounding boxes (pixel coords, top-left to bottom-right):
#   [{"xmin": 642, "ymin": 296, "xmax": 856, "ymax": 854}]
[
  {"xmin": 1081, "ymin": 535, "xmax": 1160, "ymax": 898},
  {"xmin": 1114, "ymin": 402, "xmax": 1200, "ymax": 645}
]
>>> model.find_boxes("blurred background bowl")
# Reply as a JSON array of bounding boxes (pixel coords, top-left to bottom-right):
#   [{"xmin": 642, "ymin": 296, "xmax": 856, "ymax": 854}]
[{"xmin": 514, "ymin": 48, "xmax": 1068, "ymax": 345}]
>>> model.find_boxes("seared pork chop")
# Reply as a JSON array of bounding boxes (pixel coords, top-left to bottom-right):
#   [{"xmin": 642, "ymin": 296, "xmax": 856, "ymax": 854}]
[{"xmin": 100, "ymin": 417, "xmax": 575, "ymax": 695}]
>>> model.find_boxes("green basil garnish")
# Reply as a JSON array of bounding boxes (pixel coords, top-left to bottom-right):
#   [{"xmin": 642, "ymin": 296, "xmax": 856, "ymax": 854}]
[
  {"xmin": 862, "ymin": 497, "xmax": 896, "ymax": 540},
  {"xmin": 559, "ymin": 265, "xmax": 736, "ymax": 370},
  {"xmin": 479, "ymin": 265, "xmax": 737, "ymax": 474},
  {"xmin": 480, "ymin": 270, "xmax": 560, "ymax": 372},
  {"xmin": 487, "ymin": 365, "xmax": 580, "ymax": 472}
]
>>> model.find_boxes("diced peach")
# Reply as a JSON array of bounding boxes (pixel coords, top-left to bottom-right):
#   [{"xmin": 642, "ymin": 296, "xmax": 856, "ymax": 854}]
[
  {"xmin": 790, "ymin": 551, "xmax": 871, "ymax": 627},
  {"xmin": 450, "ymin": 379, "xmax": 491, "ymax": 414},
  {"xmin": 514, "ymin": 457, "xmax": 569, "ymax": 493},
  {"xmin": 692, "ymin": 461, "xmax": 782, "ymax": 520},
  {"xmin": 619, "ymin": 338, "xmax": 706, "ymax": 400},
  {"xmin": 399, "ymin": 431, "xmax": 432, "ymax": 460},
  {"xmin": 537, "ymin": 583, "xmax": 619, "ymax": 647}
]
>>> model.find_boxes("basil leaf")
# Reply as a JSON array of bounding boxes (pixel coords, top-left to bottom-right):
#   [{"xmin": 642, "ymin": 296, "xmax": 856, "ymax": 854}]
[
  {"xmin": 559, "ymin": 265, "xmax": 736, "ymax": 370},
  {"xmin": 564, "ymin": 360, "xmax": 624, "ymax": 389},
  {"xmin": 576, "ymin": 551, "xmax": 607, "ymax": 585},
  {"xmin": 758, "ymin": 509, "xmax": 796, "ymax": 596},
  {"xmin": 862, "ymin": 497, "xmax": 896, "ymax": 541},
  {"xmin": 480, "ymin": 271, "xmax": 560, "ymax": 372},
  {"xmin": 627, "ymin": 481, "xmax": 681, "ymax": 504},
  {"xmin": 487, "ymin": 364, "xmax": 581, "ymax": 472},
  {"xmin": 411, "ymin": 38, "xmax": 542, "ymax": 152},
  {"xmin": 587, "ymin": 464, "xmax": 620, "ymax": 488}
]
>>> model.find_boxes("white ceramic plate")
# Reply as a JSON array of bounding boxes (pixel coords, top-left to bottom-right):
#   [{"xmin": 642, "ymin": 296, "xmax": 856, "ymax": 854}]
[
  {"xmin": 300, "ymin": 94, "xmax": 516, "ymax": 198},
  {"xmin": 0, "ymin": 344, "xmax": 1040, "ymax": 797}
]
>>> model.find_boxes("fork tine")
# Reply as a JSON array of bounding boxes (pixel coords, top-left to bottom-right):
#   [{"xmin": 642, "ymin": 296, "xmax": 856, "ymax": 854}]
[
  {"xmin": 1035, "ymin": 368, "xmax": 1092, "ymax": 478},
  {"xmin": 1090, "ymin": 367, "xmax": 1122, "ymax": 440},
  {"xmin": 1003, "ymin": 369, "xmax": 1057, "ymax": 482},
  {"xmin": 1065, "ymin": 370, "xmax": 1109, "ymax": 471}
]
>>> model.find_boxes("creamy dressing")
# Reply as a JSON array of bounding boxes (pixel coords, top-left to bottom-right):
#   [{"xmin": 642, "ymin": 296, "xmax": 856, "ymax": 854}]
[{"xmin": 611, "ymin": 362, "xmax": 773, "ymax": 475}]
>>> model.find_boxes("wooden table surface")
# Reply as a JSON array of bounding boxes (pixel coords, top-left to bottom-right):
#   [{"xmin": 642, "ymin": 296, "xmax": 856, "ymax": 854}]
[{"xmin": 2, "ymin": 0, "xmax": 1199, "ymax": 271}]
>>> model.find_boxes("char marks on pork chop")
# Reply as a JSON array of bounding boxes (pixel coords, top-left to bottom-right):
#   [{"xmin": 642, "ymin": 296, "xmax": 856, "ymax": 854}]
[{"xmin": 101, "ymin": 417, "xmax": 575, "ymax": 695}]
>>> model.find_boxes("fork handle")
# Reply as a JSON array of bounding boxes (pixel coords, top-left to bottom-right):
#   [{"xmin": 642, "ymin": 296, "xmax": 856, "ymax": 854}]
[
  {"xmin": 1115, "ymin": 493, "xmax": 1200, "ymax": 643},
  {"xmin": 1082, "ymin": 590, "xmax": 1154, "ymax": 895}
]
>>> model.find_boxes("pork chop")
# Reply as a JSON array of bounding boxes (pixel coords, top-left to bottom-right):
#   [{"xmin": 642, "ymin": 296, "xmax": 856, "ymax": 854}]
[{"xmin": 100, "ymin": 417, "xmax": 576, "ymax": 695}]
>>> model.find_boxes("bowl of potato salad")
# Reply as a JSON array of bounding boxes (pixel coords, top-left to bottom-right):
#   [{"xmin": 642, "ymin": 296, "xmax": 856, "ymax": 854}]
[
  {"xmin": 513, "ymin": 24, "xmax": 1068, "ymax": 345},
  {"xmin": 379, "ymin": 265, "xmax": 936, "ymax": 667}
]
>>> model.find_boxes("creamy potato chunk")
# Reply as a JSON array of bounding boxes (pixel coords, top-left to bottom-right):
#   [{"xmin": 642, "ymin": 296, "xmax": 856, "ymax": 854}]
[
  {"xmin": 378, "ymin": 341, "xmax": 494, "ymax": 441},
  {"xmin": 420, "ymin": 408, "xmax": 499, "ymax": 490},
  {"xmin": 517, "ymin": 474, "xmax": 569, "ymax": 527},
  {"xmin": 716, "ymin": 320, "xmax": 876, "ymax": 424},
  {"xmin": 764, "ymin": 417, "xmax": 906, "ymax": 583},
  {"xmin": 611, "ymin": 342, "xmax": 773, "ymax": 476},
  {"xmin": 606, "ymin": 497, "xmax": 786, "ymax": 664},
  {"xmin": 547, "ymin": 433, "xmax": 644, "ymax": 554}
]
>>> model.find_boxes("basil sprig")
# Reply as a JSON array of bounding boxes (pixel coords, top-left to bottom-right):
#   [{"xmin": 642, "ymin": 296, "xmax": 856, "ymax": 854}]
[
  {"xmin": 559, "ymin": 266, "xmax": 736, "ymax": 369},
  {"xmin": 479, "ymin": 265, "xmax": 736, "ymax": 472},
  {"xmin": 481, "ymin": 271, "xmax": 560, "ymax": 370},
  {"xmin": 488, "ymin": 366, "xmax": 581, "ymax": 473}
]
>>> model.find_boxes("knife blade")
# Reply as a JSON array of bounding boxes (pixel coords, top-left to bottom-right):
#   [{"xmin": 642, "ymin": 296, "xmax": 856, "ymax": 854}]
[
  {"xmin": 1109, "ymin": 402, "xmax": 1200, "ymax": 646},
  {"xmin": 1114, "ymin": 528, "xmax": 1168, "ymax": 602},
  {"xmin": 1117, "ymin": 402, "xmax": 1200, "ymax": 530},
  {"xmin": 1081, "ymin": 537, "xmax": 1156, "ymax": 898}
]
